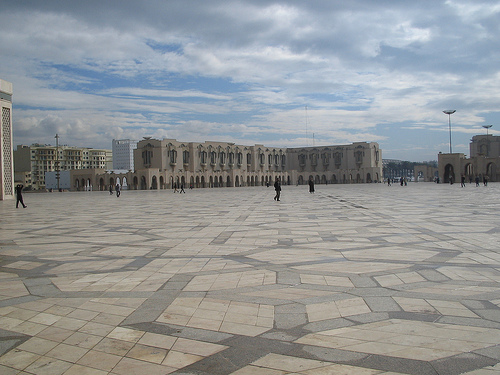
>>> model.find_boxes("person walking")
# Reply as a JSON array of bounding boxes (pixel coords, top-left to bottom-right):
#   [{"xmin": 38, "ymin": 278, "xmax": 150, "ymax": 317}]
[
  {"xmin": 179, "ymin": 182, "xmax": 185, "ymax": 193},
  {"xmin": 16, "ymin": 184, "xmax": 27, "ymax": 208},
  {"xmin": 173, "ymin": 182, "xmax": 178, "ymax": 193},
  {"xmin": 274, "ymin": 177, "xmax": 281, "ymax": 201},
  {"xmin": 115, "ymin": 183, "xmax": 121, "ymax": 197},
  {"xmin": 308, "ymin": 178, "xmax": 315, "ymax": 193},
  {"xmin": 109, "ymin": 184, "xmax": 113, "ymax": 195}
]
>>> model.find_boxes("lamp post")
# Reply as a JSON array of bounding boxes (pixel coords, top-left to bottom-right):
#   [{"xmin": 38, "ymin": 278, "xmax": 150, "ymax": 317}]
[
  {"xmin": 55, "ymin": 134, "xmax": 60, "ymax": 191},
  {"xmin": 482, "ymin": 125, "xmax": 492, "ymax": 135},
  {"xmin": 443, "ymin": 110, "xmax": 456, "ymax": 153}
]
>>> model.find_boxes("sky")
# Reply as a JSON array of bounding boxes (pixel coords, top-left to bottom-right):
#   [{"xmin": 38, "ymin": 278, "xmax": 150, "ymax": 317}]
[{"xmin": 2, "ymin": 0, "xmax": 500, "ymax": 162}]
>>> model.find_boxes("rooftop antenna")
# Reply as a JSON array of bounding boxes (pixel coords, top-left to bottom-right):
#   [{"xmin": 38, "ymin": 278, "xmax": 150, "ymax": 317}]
[{"xmin": 305, "ymin": 106, "xmax": 309, "ymax": 147}]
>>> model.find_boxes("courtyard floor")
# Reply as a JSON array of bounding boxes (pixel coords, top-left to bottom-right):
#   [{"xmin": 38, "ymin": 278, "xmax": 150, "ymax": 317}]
[{"xmin": 0, "ymin": 182, "xmax": 499, "ymax": 375}]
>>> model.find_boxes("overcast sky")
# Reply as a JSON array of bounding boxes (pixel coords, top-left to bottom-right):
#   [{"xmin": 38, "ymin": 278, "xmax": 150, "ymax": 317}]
[{"xmin": 2, "ymin": 0, "xmax": 499, "ymax": 161}]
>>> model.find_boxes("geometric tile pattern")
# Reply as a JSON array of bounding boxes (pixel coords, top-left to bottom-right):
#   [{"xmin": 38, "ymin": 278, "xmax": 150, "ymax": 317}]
[{"xmin": 0, "ymin": 184, "xmax": 500, "ymax": 374}]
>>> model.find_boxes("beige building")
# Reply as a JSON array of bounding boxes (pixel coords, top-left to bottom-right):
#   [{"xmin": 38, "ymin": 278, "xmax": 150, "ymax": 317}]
[
  {"xmin": 0, "ymin": 79, "xmax": 14, "ymax": 200},
  {"xmin": 438, "ymin": 134, "xmax": 500, "ymax": 183},
  {"xmin": 70, "ymin": 138, "xmax": 382, "ymax": 191},
  {"xmin": 287, "ymin": 142, "xmax": 382, "ymax": 184},
  {"xmin": 14, "ymin": 144, "xmax": 112, "ymax": 190}
]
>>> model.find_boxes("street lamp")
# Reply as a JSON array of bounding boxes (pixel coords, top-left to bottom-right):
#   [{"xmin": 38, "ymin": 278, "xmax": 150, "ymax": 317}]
[
  {"xmin": 443, "ymin": 110, "xmax": 456, "ymax": 153},
  {"xmin": 482, "ymin": 125, "xmax": 492, "ymax": 135},
  {"xmin": 54, "ymin": 134, "xmax": 60, "ymax": 191}
]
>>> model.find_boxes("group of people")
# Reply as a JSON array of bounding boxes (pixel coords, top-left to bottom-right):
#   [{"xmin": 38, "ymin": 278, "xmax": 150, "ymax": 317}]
[
  {"xmin": 386, "ymin": 177, "xmax": 408, "ymax": 186},
  {"xmin": 272, "ymin": 177, "xmax": 315, "ymax": 201},
  {"xmin": 109, "ymin": 183, "xmax": 121, "ymax": 197},
  {"xmin": 461, "ymin": 175, "xmax": 489, "ymax": 187},
  {"xmin": 172, "ymin": 182, "xmax": 186, "ymax": 193}
]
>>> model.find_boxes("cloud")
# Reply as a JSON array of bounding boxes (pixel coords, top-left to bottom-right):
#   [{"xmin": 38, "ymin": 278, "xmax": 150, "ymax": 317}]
[{"xmin": 3, "ymin": 0, "xmax": 500, "ymax": 161}]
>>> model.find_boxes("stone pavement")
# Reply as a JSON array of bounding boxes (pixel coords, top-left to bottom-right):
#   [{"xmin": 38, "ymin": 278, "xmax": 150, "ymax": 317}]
[{"xmin": 0, "ymin": 182, "xmax": 499, "ymax": 375}]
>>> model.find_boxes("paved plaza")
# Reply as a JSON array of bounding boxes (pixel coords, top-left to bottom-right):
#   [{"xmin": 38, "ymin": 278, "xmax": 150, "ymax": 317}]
[{"xmin": 0, "ymin": 182, "xmax": 499, "ymax": 375}]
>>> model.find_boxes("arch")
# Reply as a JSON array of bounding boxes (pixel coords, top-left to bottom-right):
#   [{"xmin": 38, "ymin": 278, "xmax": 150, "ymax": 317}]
[
  {"xmin": 366, "ymin": 173, "xmax": 372, "ymax": 183},
  {"xmin": 196, "ymin": 176, "xmax": 200, "ymax": 188},
  {"xmin": 141, "ymin": 176, "xmax": 147, "ymax": 190},
  {"xmin": 287, "ymin": 176, "xmax": 291, "ymax": 185},
  {"xmin": 356, "ymin": 173, "xmax": 361, "ymax": 183},
  {"xmin": 75, "ymin": 178, "xmax": 80, "ymax": 190},
  {"xmin": 109, "ymin": 177, "xmax": 115, "ymax": 187},
  {"xmin": 250, "ymin": 176, "xmax": 254, "ymax": 186},
  {"xmin": 133, "ymin": 176, "xmax": 138, "ymax": 190},
  {"xmin": 201, "ymin": 176, "xmax": 205, "ymax": 188},
  {"xmin": 298, "ymin": 175, "xmax": 304, "ymax": 185},
  {"xmin": 261, "ymin": 176, "xmax": 265, "ymax": 186},
  {"xmin": 235, "ymin": 175, "xmax": 240, "ymax": 187},
  {"xmin": 247, "ymin": 176, "xmax": 251, "ymax": 186},
  {"xmin": 81, "ymin": 178, "xmax": 85, "ymax": 190},
  {"xmin": 332, "ymin": 174, "xmax": 337, "ymax": 184},
  {"xmin": 87, "ymin": 178, "xmax": 92, "ymax": 191},
  {"xmin": 151, "ymin": 176, "xmax": 158, "ymax": 190},
  {"xmin": 190, "ymin": 176, "xmax": 194, "ymax": 188},
  {"xmin": 219, "ymin": 176, "xmax": 223, "ymax": 187},
  {"xmin": 321, "ymin": 175, "xmax": 327, "ymax": 184},
  {"xmin": 159, "ymin": 176, "xmax": 165, "ymax": 189},
  {"xmin": 99, "ymin": 178, "xmax": 105, "ymax": 191},
  {"xmin": 465, "ymin": 163, "xmax": 474, "ymax": 181},
  {"xmin": 314, "ymin": 175, "xmax": 320, "ymax": 184},
  {"xmin": 209, "ymin": 176, "xmax": 214, "ymax": 188},
  {"xmin": 181, "ymin": 176, "xmax": 186, "ymax": 185},
  {"xmin": 486, "ymin": 162, "xmax": 496, "ymax": 181},
  {"xmin": 444, "ymin": 164, "xmax": 455, "ymax": 183},
  {"xmin": 226, "ymin": 176, "xmax": 231, "ymax": 187}
]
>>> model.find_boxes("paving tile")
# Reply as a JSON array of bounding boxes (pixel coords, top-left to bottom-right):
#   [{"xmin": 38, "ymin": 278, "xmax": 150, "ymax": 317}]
[
  {"xmin": 24, "ymin": 356, "xmax": 73, "ymax": 375},
  {"xmin": 1, "ymin": 186, "xmax": 500, "ymax": 375}
]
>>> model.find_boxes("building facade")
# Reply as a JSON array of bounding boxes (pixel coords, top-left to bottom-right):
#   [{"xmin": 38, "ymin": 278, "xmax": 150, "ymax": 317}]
[
  {"xmin": 70, "ymin": 138, "xmax": 382, "ymax": 191},
  {"xmin": 0, "ymin": 79, "xmax": 14, "ymax": 200},
  {"xmin": 438, "ymin": 134, "xmax": 500, "ymax": 183},
  {"xmin": 287, "ymin": 142, "xmax": 382, "ymax": 184},
  {"xmin": 112, "ymin": 139, "xmax": 137, "ymax": 170},
  {"xmin": 14, "ymin": 144, "xmax": 112, "ymax": 190}
]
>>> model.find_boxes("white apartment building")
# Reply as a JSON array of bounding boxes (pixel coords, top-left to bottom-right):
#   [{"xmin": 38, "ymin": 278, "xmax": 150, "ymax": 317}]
[
  {"xmin": 0, "ymin": 79, "xmax": 14, "ymax": 200},
  {"xmin": 14, "ymin": 144, "xmax": 112, "ymax": 190},
  {"xmin": 112, "ymin": 139, "xmax": 137, "ymax": 170}
]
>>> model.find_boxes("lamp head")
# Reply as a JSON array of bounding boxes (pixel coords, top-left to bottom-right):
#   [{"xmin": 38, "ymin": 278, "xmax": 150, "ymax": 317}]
[{"xmin": 443, "ymin": 110, "xmax": 456, "ymax": 115}]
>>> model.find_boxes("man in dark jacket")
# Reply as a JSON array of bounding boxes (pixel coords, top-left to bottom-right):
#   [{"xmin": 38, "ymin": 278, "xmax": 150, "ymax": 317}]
[
  {"xmin": 16, "ymin": 184, "xmax": 27, "ymax": 208},
  {"xmin": 274, "ymin": 177, "xmax": 281, "ymax": 201}
]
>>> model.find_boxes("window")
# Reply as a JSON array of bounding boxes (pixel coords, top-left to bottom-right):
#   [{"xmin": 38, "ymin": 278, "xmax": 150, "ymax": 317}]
[{"xmin": 142, "ymin": 150, "xmax": 152, "ymax": 166}]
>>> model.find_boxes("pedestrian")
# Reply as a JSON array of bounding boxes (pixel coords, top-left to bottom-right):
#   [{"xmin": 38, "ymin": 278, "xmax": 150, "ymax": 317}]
[
  {"xmin": 115, "ymin": 183, "xmax": 121, "ymax": 197},
  {"xmin": 308, "ymin": 178, "xmax": 315, "ymax": 193},
  {"xmin": 16, "ymin": 184, "xmax": 27, "ymax": 208},
  {"xmin": 109, "ymin": 184, "xmax": 113, "ymax": 195},
  {"xmin": 475, "ymin": 176, "xmax": 480, "ymax": 187},
  {"xmin": 173, "ymin": 182, "xmax": 178, "ymax": 193},
  {"xmin": 461, "ymin": 175, "xmax": 466, "ymax": 187},
  {"xmin": 179, "ymin": 182, "xmax": 185, "ymax": 193},
  {"xmin": 274, "ymin": 177, "xmax": 281, "ymax": 201},
  {"xmin": 483, "ymin": 175, "xmax": 488, "ymax": 186}
]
